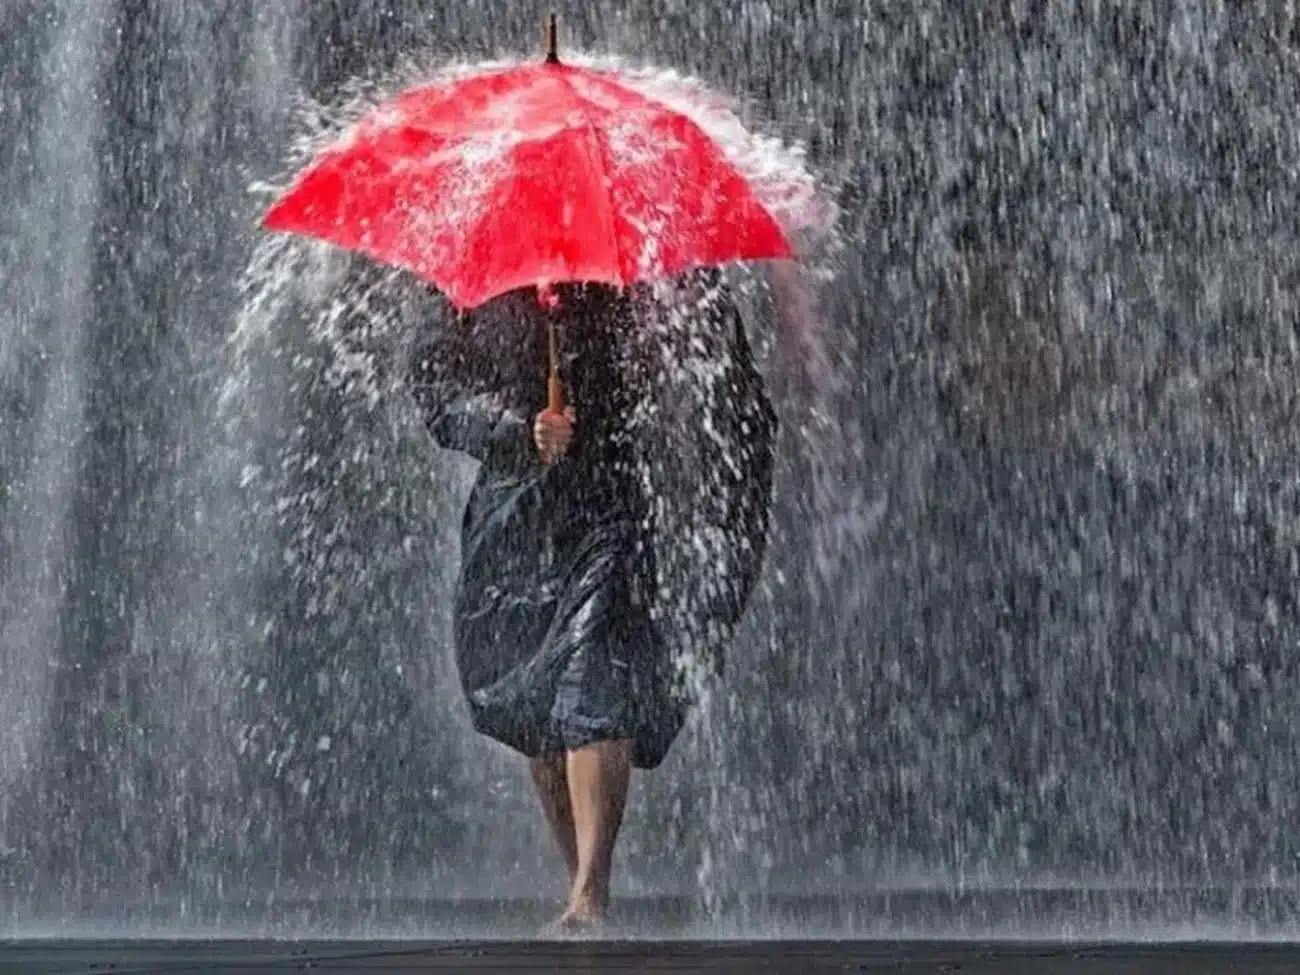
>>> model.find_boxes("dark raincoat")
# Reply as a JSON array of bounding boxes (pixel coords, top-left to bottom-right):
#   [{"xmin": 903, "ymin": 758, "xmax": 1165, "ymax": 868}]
[{"xmin": 408, "ymin": 274, "xmax": 774, "ymax": 769}]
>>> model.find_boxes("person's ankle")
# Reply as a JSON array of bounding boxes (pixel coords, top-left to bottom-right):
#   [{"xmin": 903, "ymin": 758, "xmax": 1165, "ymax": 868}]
[{"xmin": 567, "ymin": 876, "xmax": 610, "ymax": 913}]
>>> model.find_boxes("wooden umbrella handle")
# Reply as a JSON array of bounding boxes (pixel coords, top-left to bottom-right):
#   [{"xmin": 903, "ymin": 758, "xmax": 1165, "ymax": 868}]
[
  {"xmin": 547, "ymin": 318, "xmax": 564, "ymax": 413},
  {"xmin": 548, "ymin": 373, "xmax": 564, "ymax": 413}
]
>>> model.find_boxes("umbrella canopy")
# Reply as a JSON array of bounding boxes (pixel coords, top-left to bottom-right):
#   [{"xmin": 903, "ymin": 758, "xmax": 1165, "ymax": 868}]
[{"xmin": 262, "ymin": 24, "xmax": 794, "ymax": 311}]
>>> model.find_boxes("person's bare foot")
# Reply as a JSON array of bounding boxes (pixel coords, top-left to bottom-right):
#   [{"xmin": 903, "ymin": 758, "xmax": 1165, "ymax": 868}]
[
  {"xmin": 540, "ymin": 906, "xmax": 603, "ymax": 939},
  {"xmin": 540, "ymin": 886, "xmax": 608, "ymax": 938}
]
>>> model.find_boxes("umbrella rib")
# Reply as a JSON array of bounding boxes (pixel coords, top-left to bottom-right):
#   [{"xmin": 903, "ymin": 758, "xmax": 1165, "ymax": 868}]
[{"xmin": 552, "ymin": 68, "xmax": 625, "ymax": 287}]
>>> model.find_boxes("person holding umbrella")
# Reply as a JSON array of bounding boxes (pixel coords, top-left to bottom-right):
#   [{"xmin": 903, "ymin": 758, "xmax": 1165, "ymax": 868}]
[
  {"xmin": 263, "ymin": 18, "xmax": 792, "ymax": 931},
  {"xmin": 404, "ymin": 273, "xmax": 773, "ymax": 929}
]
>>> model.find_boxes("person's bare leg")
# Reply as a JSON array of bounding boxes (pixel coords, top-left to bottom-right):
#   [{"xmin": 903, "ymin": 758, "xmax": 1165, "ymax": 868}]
[
  {"xmin": 558, "ymin": 738, "xmax": 634, "ymax": 924},
  {"xmin": 529, "ymin": 753, "xmax": 579, "ymax": 885}
]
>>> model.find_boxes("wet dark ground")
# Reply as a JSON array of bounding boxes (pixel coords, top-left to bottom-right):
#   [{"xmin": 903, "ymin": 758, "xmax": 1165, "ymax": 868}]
[
  {"xmin": 5, "ymin": 940, "xmax": 1300, "ymax": 974},
  {"xmin": 9, "ymin": 888, "xmax": 1300, "ymax": 940},
  {"xmin": 6, "ymin": 892, "xmax": 1300, "ymax": 972}
]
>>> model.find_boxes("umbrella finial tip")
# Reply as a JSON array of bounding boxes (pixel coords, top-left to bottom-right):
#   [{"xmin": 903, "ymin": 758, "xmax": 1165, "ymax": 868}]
[{"xmin": 545, "ymin": 13, "xmax": 559, "ymax": 63}]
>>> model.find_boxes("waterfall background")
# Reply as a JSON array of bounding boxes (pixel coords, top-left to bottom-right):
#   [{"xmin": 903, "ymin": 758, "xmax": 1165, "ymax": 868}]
[{"xmin": 5, "ymin": 0, "xmax": 1300, "ymax": 935}]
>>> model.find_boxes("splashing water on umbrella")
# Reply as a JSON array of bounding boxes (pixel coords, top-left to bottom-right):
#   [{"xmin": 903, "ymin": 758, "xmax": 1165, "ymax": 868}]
[
  {"xmin": 235, "ymin": 48, "xmax": 839, "ymax": 408},
  {"xmin": 223, "ymin": 43, "xmax": 855, "ymax": 909}
]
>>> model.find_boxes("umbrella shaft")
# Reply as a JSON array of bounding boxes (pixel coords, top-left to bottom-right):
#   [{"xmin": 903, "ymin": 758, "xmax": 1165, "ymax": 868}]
[{"xmin": 548, "ymin": 320, "xmax": 564, "ymax": 412}]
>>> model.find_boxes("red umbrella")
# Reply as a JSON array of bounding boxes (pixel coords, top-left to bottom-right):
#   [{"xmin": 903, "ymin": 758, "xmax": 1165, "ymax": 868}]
[{"xmin": 262, "ymin": 16, "xmax": 794, "ymax": 411}]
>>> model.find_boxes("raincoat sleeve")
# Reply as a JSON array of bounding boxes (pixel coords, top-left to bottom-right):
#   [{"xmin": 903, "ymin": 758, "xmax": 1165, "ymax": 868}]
[{"xmin": 407, "ymin": 332, "xmax": 535, "ymax": 474}]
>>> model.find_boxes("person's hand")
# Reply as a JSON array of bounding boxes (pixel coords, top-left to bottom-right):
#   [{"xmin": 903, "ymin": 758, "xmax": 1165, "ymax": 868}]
[{"xmin": 534, "ymin": 407, "xmax": 576, "ymax": 464}]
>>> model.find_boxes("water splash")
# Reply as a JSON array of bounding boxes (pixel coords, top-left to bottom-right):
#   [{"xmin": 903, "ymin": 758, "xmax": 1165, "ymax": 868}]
[
  {"xmin": 239, "ymin": 49, "xmax": 836, "ymax": 436},
  {"xmin": 228, "ymin": 49, "xmax": 840, "ymax": 907}
]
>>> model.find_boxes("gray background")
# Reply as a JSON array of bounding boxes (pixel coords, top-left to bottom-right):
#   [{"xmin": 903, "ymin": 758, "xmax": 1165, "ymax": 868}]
[{"xmin": 4, "ymin": 0, "xmax": 1300, "ymax": 933}]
